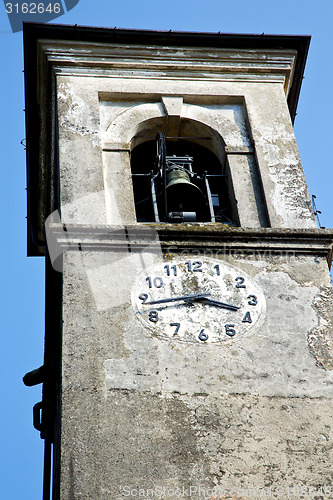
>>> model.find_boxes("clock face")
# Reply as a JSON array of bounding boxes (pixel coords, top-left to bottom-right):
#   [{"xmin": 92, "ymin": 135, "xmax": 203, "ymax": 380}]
[{"xmin": 131, "ymin": 257, "xmax": 265, "ymax": 344}]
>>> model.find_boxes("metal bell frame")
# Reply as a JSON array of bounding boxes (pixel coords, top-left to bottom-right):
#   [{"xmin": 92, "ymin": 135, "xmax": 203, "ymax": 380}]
[{"xmin": 132, "ymin": 131, "xmax": 231, "ymax": 224}]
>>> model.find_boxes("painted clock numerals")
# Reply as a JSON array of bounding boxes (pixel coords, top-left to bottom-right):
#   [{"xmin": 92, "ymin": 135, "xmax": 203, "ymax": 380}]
[
  {"xmin": 242, "ymin": 311, "xmax": 252, "ymax": 323},
  {"xmin": 148, "ymin": 310, "xmax": 159, "ymax": 323},
  {"xmin": 170, "ymin": 323, "xmax": 180, "ymax": 335},
  {"xmin": 139, "ymin": 293, "xmax": 149, "ymax": 304},
  {"xmin": 235, "ymin": 276, "xmax": 246, "ymax": 288},
  {"xmin": 185, "ymin": 260, "xmax": 203, "ymax": 272},
  {"xmin": 146, "ymin": 276, "xmax": 163, "ymax": 288},
  {"xmin": 247, "ymin": 295, "xmax": 257, "ymax": 306},
  {"xmin": 164, "ymin": 264, "xmax": 177, "ymax": 276},
  {"xmin": 198, "ymin": 329, "xmax": 208, "ymax": 341},
  {"xmin": 213, "ymin": 264, "xmax": 220, "ymax": 276},
  {"xmin": 225, "ymin": 324, "xmax": 236, "ymax": 337},
  {"xmin": 131, "ymin": 257, "xmax": 266, "ymax": 344}
]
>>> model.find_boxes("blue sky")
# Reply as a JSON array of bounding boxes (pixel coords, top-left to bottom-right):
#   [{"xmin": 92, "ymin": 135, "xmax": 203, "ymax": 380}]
[{"xmin": 1, "ymin": 0, "xmax": 332, "ymax": 498}]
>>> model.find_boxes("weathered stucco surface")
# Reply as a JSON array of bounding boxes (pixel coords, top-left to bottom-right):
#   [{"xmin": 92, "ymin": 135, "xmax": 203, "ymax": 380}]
[
  {"xmin": 60, "ymin": 250, "xmax": 333, "ymax": 499},
  {"xmin": 57, "ymin": 70, "xmax": 316, "ymax": 229},
  {"xmin": 47, "ymin": 41, "xmax": 333, "ymax": 499}
]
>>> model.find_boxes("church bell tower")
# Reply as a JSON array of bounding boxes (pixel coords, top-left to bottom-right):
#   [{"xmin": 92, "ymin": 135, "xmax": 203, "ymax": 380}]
[{"xmin": 24, "ymin": 23, "xmax": 333, "ymax": 499}]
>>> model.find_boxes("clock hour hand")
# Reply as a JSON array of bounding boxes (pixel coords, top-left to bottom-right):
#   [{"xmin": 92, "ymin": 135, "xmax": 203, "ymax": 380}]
[
  {"xmin": 146, "ymin": 292, "xmax": 211, "ymax": 305},
  {"xmin": 191, "ymin": 297, "xmax": 239, "ymax": 311}
]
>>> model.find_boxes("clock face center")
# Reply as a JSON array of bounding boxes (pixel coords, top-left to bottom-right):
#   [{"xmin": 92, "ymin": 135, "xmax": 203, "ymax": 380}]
[{"xmin": 131, "ymin": 257, "xmax": 266, "ymax": 344}]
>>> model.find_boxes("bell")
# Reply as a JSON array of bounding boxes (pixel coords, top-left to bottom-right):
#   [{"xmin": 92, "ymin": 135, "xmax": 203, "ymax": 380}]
[{"xmin": 166, "ymin": 166, "xmax": 205, "ymax": 217}]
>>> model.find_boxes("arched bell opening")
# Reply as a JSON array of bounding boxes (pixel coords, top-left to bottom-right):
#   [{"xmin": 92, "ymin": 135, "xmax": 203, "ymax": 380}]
[{"xmin": 131, "ymin": 131, "xmax": 236, "ymax": 225}]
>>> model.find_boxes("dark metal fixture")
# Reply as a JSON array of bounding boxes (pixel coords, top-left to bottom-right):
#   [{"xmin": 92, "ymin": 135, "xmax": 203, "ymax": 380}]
[
  {"xmin": 312, "ymin": 195, "xmax": 325, "ymax": 229},
  {"xmin": 132, "ymin": 132, "xmax": 232, "ymax": 224}
]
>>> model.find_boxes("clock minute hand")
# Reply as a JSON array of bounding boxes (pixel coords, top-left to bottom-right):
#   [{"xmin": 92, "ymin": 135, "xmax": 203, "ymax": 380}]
[
  {"xmin": 146, "ymin": 292, "xmax": 211, "ymax": 305},
  {"xmin": 192, "ymin": 297, "xmax": 239, "ymax": 311}
]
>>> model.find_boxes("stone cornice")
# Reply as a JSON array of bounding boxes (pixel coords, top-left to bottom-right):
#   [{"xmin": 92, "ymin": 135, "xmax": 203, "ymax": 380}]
[
  {"xmin": 39, "ymin": 40, "xmax": 297, "ymax": 90},
  {"xmin": 46, "ymin": 224, "xmax": 333, "ymax": 266}
]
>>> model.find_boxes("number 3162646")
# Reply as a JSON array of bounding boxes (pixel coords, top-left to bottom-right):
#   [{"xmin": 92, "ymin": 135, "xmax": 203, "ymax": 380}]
[{"xmin": 5, "ymin": 2, "xmax": 61, "ymax": 13}]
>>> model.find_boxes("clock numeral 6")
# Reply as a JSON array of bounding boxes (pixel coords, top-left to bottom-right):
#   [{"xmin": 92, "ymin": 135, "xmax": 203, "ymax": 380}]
[
  {"xmin": 198, "ymin": 329, "xmax": 208, "ymax": 341},
  {"xmin": 225, "ymin": 324, "xmax": 236, "ymax": 337},
  {"xmin": 148, "ymin": 311, "xmax": 159, "ymax": 323}
]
